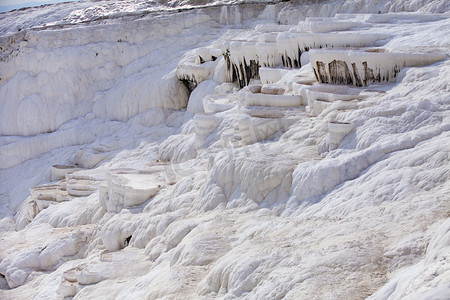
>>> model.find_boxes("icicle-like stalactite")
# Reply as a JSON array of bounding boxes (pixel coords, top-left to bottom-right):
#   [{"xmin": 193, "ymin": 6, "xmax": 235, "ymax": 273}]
[
  {"xmin": 276, "ymin": 32, "xmax": 391, "ymax": 69},
  {"xmin": 219, "ymin": 25, "xmax": 391, "ymax": 88},
  {"xmin": 228, "ymin": 41, "xmax": 260, "ymax": 88},
  {"xmin": 176, "ymin": 64, "xmax": 210, "ymax": 92},
  {"xmin": 309, "ymin": 49, "xmax": 446, "ymax": 86}
]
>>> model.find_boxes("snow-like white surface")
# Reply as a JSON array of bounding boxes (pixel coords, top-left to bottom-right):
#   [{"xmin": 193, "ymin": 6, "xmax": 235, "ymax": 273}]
[{"xmin": 1, "ymin": 0, "xmax": 450, "ymax": 299}]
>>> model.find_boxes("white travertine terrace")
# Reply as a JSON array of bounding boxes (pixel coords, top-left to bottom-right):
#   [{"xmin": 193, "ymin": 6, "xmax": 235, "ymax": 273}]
[
  {"xmin": 259, "ymin": 67, "xmax": 290, "ymax": 84},
  {"xmin": 51, "ymin": 165, "xmax": 83, "ymax": 181},
  {"xmin": 194, "ymin": 114, "xmax": 223, "ymax": 149},
  {"xmin": 299, "ymin": 17, "xmax": 361, "ymax": 33},
  {"xmin": 0, "ymin": 1, "xmax": 449, "ymax": 299},
  {"xmin": 176, "ymin": 64, "xmax": 211, "ymax": 87},
  {"xmin": 327, "ymin": 121, "xmax": 354, "ymax": 151},
  {"xmin": 202, "ymin": 94, "xmax": 236, "ymax": 113},
  {"xmin": 242, "ymin": 92, "xmax": 302, "ymax": 107},
  {"xmin": 309, "ymin": 49, "xmax": 447, "ymax": 86},
  {"xmin": 105, "ymin": 171, "xmax": 163, "ymax": 212},
  {"xmin": 276, "ymin": 32, "xmax": 392, "ymax": 68},
  {"xmin": 300, "ymin": 84, "xmax": 365, "ymax": 109}
]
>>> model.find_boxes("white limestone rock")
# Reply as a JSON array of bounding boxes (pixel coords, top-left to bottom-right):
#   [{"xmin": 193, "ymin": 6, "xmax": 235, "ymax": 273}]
[
  {"xmin": 242, "ymin": 92, "xmax": 302, "ymax": 107},
  {"xmin": 104, "ymin": 171, "xmax": 163, "ymax": 212},
  {"xmin": 202, "ymin": 94, "xmax": 236, "ymax": 113},
  {"xmin": 176, "ymin": 64, "xmax": 210, "ymax": 86},
  {"xmin": 299, "ymin": 18, "xmax": 361, "ymax": 33},
  {"xmin": 194, "ymin": 114, "xmax": 223, "ymax": 149},
  {"xmin": 259, "ymin": 67, "xmax": 290, "ymax": 84},
  {"xmin": 277, "ymin": 32, "xmax": 391, "ymax": 68},
  {"xmin": 51, "ymin": 164, "xmax": 82, "ymax": 181},
  {"xmin": 261, "ymin": 84, "xmax": 286, "ymax": 95}
]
